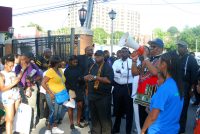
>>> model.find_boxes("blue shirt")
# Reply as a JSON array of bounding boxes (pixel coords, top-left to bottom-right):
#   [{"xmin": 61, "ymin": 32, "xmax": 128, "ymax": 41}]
[{"xmin": 148, "ymin": 78, "xmax": 184, "ymax": 134}]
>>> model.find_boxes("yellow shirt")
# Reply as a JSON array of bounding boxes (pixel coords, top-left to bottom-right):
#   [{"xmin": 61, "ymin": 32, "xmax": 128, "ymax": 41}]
[{"xmin": 45, "ymin": 68, "xmax": 66, "ymax": 93}]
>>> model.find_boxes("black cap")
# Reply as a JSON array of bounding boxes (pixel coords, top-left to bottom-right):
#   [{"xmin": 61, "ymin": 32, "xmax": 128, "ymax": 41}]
[
  {"xmin": 94, "ymin": 50, "xmax": 104, "ymax": 56},
  {"xmin": 176, "ymin": 40, "xmax": 188, "ymax": 48}
]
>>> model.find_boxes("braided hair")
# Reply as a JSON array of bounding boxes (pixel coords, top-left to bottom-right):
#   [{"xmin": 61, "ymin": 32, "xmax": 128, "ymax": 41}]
[{"xmin": 160, "ymin": 51, "xmax": 183, "ymax": 99}]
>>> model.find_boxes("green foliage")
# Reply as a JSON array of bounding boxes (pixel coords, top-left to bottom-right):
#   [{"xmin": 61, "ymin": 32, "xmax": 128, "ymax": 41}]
[
  {"xmin": 27, "ymin": 22, "xmax": 43, "ymax": 32},
  {"xmin": 153, "ymin": 28, "xmax": 176, "ymax": 51},
  {"xmin": 93, "ymin": 28, "xmax": 109, "ymax": 45},
  {"xmin": 56, "ymin": 27, "xmax": 70, "ymax": 34},
  {"xmin": 112, "ymin": 31, "xmax": 125, "ymax": 44},
  {"xmin": 167, "ymin": 26, "xmax": 179, "ymax": 36},
  {"xmin": 153, "ymin": 28, "xmax": 168, "ymax": 40},
  {"xmin": 152, "ymin": 25, "xmax": 200, "ymax": 52},
  {"xmin": 178, "ymin": 25, "xmax": 200, "ymax": 51}
]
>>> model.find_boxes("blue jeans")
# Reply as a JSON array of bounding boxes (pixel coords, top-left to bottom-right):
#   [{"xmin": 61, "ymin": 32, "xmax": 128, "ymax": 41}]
[{"xmin": 45, "ymin": 93, "xmax": 63, "ymax": 126}]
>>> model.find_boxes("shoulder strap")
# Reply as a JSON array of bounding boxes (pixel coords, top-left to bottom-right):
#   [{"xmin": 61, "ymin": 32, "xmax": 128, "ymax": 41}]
[
  {"xmin": 88, "ymin": 63, "xmax": 95, "ymax": 74},
  {"xmin": 184, "ymin": 55, "xmax": 189, "ymax": 76}
]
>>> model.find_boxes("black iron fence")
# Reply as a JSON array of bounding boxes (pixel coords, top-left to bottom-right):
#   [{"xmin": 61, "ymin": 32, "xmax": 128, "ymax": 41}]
[{"xmin": 12, "ymin": 34, "xmax": 80, "ymax": 60}]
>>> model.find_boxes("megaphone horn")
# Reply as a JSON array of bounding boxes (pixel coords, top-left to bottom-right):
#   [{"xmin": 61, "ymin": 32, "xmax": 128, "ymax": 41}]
[{"xmin": 118, "ymin": 32, "xmax": 144, "ymax": 56}]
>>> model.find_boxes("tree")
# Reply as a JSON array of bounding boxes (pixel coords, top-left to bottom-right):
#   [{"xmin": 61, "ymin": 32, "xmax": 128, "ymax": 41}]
[
  {"xmin": 153, "ymin": 28, "xmax": 168, "ymax": 39},
  {"xmin": 27, "ymin": 22, "xmax": 43, "ymax": 32},
  {"xmin": 167, "ymin": 26, "xmax": 179, "ymax": 36},
  {"xmin": 93, "ymin": 28, "xmax": 109, "ymax": 45},
  {"xmin": 153, "ymin": 28, "xmax": 176, "ymax": 51},
  {"xmin": 56, "ymin": 27, "xmax": 70, "ymax": 34},
  {"xmin": 113, "ymin": 31, "xmax": 125, "ymax": 44},
  {"xmin": 178, "ymin": 26, "xmax": 200, "ymax": 51}
]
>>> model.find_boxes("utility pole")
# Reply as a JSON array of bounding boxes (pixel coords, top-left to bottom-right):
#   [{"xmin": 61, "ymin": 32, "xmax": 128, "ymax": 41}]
[
  {"xmin": 85, "ymin": 0, "xmax": 94, "ymax": 29},
  {"xmin": 196, "ymin": 39, "xmax": 198, "ymax": 52}
]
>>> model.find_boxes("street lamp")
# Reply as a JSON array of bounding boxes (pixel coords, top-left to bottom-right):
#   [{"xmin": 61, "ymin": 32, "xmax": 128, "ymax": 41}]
[
  {"xmin": 78, "ymin": 5, "xmax": 87, "ymax": 27},
  {"xmin": 8, "ymin": 27, "xmax": 14, "ymax": 38},
  {"xmin": 109, "ymin": 9, "xmax": 116, "ymax": 54}
]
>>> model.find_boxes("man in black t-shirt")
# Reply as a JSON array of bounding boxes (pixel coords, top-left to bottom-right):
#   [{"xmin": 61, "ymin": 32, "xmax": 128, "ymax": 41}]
[{"xmin": 84, "ymin": 50, "xmax": 114, "ymax": 134}]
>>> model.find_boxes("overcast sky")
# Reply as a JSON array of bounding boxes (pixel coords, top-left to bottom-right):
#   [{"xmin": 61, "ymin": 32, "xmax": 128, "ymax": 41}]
[{"xmin": 0, "ymin": 0, "xmax": 200, "ymax": 34}]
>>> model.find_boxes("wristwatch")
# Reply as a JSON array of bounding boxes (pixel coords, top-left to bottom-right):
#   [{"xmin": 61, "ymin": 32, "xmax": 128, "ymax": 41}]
[{"xmin": 93, "ymin": 75, "xmax": 97, "ymax": 80}]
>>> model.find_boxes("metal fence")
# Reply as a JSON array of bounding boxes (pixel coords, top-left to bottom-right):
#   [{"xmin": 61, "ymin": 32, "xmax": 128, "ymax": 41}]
[{"xmin": 12, "ymin": 34, "xmax": 79, "ymax": 60}]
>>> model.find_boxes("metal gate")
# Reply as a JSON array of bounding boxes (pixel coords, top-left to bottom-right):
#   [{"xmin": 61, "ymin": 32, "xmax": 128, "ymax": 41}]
[{"xmin": 12, "ymin": 34, "xmax": 80, "ymax": 60}]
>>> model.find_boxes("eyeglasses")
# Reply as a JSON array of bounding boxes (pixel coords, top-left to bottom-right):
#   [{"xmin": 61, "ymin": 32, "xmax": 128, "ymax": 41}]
[{"xmin": 150, "ymin": 45, "xmax": 157, "ymax": 50}]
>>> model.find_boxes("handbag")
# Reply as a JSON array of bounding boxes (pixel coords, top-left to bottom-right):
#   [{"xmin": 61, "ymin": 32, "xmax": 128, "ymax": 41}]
[
  {"xmin": 55, "ymin": 89, "xmax": 69, "ymax": 104},
  {"xmin": 69, "ymin": 89, "xmax": 76, "ymax": 99},
  {"xmin": 13, "ymin": 103, "xmax": 32, "ymax": 134}
]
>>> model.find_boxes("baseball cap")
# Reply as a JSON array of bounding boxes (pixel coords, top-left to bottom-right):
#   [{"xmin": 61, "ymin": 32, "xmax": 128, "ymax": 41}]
[
  {"xmin": 148, "ymin": 38, "xmax": 164, "ymax": 48},
  {"xmin": 176, "ymin": 40, "xmax": 188, "ymax": 48},
  {"xmin": 94, "ymin": 50, "xmax": 104, "ymax": 56}
]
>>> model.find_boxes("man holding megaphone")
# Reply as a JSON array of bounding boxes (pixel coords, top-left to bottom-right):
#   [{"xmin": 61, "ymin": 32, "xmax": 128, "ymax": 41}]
[{"xmin": 131, "ymin": 38, "xmax": 164, "ymax": 129}]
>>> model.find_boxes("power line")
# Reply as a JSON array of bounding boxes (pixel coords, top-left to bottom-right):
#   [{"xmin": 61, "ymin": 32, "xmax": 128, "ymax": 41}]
[
  {"xmin": 13, "ymin": 0, "xmax": 113, "ymax": 17},
  {"xmin": 162, "ymin": 0, "xmax": 200, "ymax": 15},
  {"xmin": 111, "ymin": 1, "xmax": 200, "ymax": 5},
  {"xmin": 13, "ymin": 1, "xmax": 86, "ymax": 16},
  {"xmin": 14, "ymin": 0, "xmax": 68, "ymax": 10}
]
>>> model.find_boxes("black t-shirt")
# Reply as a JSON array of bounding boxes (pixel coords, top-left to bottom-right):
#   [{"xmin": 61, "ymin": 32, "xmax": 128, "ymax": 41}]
[
  {"xmin": 64, "ymin": 66, "xmax": 85, "ymax": 91},
  {"xmin": 88, "ymin": 62, "xmax": 114, "ymax": 101},
  {"xmin": 77, "ymin": 55, "xmax": 94, "ymax": 76}
]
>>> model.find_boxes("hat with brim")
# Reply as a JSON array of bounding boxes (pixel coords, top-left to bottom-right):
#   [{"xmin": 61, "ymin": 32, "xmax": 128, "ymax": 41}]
[
  {"xmin": 176, "ymin": 41, "xmax": 188, "ymax": 48},
  {"xmin": 148, "ymin": 38, "xmax": 164, "ymax": 48},
  {"xmin": 95, "ymin": 50, "xmax": 104, "ymax": 56}
]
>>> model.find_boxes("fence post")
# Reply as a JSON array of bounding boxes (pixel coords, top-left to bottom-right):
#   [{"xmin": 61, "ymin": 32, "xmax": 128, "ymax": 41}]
[
  {"xmin": 70, "ymin": 28, "xmax": 75, "ymax": 56},
  {"xmin": 48, "ymin": 30, "xmax": 51, "ymax": 49}
]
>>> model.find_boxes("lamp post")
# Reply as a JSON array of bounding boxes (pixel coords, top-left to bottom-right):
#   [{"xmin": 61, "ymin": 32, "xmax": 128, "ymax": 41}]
[
  {"xmin": 109, "ymin": 9, "xmax": 116, "ymax": 54},
  {"xmin": 78, "ymin": 5, "xmax": 87, "ymax": 27}
]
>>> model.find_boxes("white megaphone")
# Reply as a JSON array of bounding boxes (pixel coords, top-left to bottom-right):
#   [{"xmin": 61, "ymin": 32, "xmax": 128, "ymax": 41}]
[{"xmin": 118, "ymin": 32, "xmax": 144, "ymax": 56}]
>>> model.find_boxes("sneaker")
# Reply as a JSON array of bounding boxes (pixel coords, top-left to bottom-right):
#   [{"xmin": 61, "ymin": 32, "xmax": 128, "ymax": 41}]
[
  {"xmin": 75, "ymin": 123, "xmax": 84, "ymax": 129},
  {"xmin": 52, "ymin": 127, "xmax": 64, "ymax": 134},
  {"xmin": 70, "ymin": 124, "xmax": 75, "ymax": 130},
  {"xmin": 44, "ymin": 130, "xmax": 51, "ymax": 134}
]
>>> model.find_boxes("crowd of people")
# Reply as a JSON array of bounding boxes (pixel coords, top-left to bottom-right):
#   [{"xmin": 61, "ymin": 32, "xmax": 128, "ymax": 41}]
[{"xmin": 0, "ymin": 38, "xmax": 200, "ymax": 134}]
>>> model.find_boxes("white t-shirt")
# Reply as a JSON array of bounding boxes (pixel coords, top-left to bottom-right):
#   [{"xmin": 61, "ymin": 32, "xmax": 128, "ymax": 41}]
[
  {"xmin": 0, "ymin": 70, "xmax": 20, "ymax": 105},
  {"xmin": 40, "ymin": 71, "xmax": 47, "ymax": 94}
]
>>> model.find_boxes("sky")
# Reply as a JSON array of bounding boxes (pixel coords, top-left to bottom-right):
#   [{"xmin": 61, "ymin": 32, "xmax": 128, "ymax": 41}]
[{"xmin": 0, "ymin": 0, "xmax": 200, "ymax": 34}]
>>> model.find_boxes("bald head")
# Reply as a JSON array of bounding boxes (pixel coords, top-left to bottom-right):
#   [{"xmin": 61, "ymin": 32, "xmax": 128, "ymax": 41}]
[
  {"xmin": 43, "ymin": 48, "xmax": 52, "ymax": 59},
  {"xmin": 85, "ymin": 46, "xmax": 94, "ymax": 57}
]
